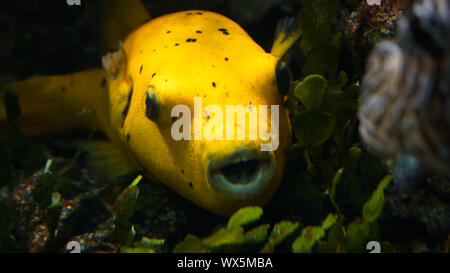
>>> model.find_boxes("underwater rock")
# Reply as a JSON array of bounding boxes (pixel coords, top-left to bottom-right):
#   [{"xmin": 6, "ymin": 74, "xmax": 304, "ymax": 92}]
[
  {"xmin": 358, "ymin": 0, "xmax": 449, "ymax": 249},
  {"xmin": 385, "ymin": 182, "xmax": 450, "ymax": 245},
  {"xmin": 359, "ymin": 0, "xmax": 450, "ymax": 178},
  {"xmin": 64, "ymin": 218, "xmax": 116, "ymax": 253},
  {"xmin": 10, "ymin": 160, "xmax": 107, "ymax": 252},
  {"xmin": 346, "ymin": 0, "xmax": 408, "ymax": 48}
]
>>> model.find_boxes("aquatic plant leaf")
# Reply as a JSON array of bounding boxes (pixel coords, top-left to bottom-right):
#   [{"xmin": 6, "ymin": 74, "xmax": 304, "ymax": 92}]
[
  {"xmin": 342, "ymin": 146, "xmax": 362, "ymax": 181},
  {"xmin": 244, "ymin": 224, "xmax": 269, "ymax": 244},
  {"xmin": 298, "ymin": 0, "xmax": 341, "ymax": 78},
  {"xmin": 173, "ymin": 234, "xmax": 207, "ymax": 253},
  {"xmin": 325, "ymin": 225, "xmax": 344, "ymax": 253},
  {"xmin": 202, "ymin": 226, "xmax": 245, "ymax": 248},
  {"xmin": 227, "ymin": 206, "xmax": 263, "ymax": 229},
  {"xmin": 337, "ymin": 71, "xmax": 348, "ymax": 87},
  {"xmin": 135, "ymin": 237, "xmax": 165, "ymax": 249},
  {"xmin": 113, "ymin": 175, "xmax": 142, "ymax": 247},
  {"xmin": 330, "ymin": 168, "xmax": 343, "ymax": 220},
  {"xmin": 120, "ymin": 246, "xmax": 155, "ymax": 253},
  {"xmin": 298, "ymin": 8, "xmax": 338, "ymax": 51},
  {"xmin": 295, "ymin": 74, "xmax": 328, "ymax": 109},
  {"xmin": 261, "ymin": 221, "xmax": 300, "ymax": 253},
  {"xmin": 305, "ymin": 0, "xmax": 339, "ymax": 27},
  {"xmin": 292, "ymin": 213, "xmax": 336, "ymax": 253},
  {"xmin": 32, "ymin": 173, "xmax": 54, "ymax": 206},
  {"xmin": 114, "ymin": 175, "xmax": 142, "ymax": 222},
  {"xmin": 322, "ymin": 213, "xmax": 338, "ymax": 230},
  {"xmin": 327, "ymin": 71, "xmax": 348, "ymax": 93},
  {"xmin": 128, "ymin": 236, "xmax": 166, "ymax": 253},
  {"xmin": 303, "ymin": 45, "xmax": 339, "ymax": 78},
  {"xmin": 320, "ymin": 83, "xmax": 360, "ymax": 117},
  {"xmin": 46, "ymin": 192, "xmax": 62, "ymax": 239},
  {"xmin": 292, "ymin": 226, "xmax": 324, "ymax": 253},
  {"xmin": 293, "ymin": 109, "xmax": 336, "ymax": 147},
  {"xmin": 344, "ymin": 217, "xmax": 370, "ymax": 252},
  {"xmin": 362, "ymin": 175, "xmax": 392, "ymax": 224}
]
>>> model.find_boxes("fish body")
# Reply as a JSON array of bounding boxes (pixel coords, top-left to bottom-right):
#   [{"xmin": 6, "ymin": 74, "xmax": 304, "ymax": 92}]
[{"xmin": 1, "ymin": 10, "xmax": 299, "ymax": 215}]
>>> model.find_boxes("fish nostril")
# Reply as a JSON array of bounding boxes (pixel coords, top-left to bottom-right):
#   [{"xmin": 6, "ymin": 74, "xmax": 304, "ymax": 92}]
[{"xmin": 213, "ymin": 159, "xmax": 268, "ymax": 185}]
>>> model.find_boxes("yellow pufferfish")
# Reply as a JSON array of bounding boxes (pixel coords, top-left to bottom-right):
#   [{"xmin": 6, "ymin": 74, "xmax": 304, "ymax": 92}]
[{"xmin": 0, "ymin": 4, "xmax": 300, "ymax": 216}]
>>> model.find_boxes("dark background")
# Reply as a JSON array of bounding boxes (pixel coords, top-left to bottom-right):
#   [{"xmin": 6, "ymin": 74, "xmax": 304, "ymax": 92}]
[{"xmin": 0, "ymin": 0, "xmax": 300, "ymax": 80}]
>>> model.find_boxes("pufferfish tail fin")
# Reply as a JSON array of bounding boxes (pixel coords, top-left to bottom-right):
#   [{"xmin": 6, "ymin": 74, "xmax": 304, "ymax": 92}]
[
  {"xmin": 271, "ymin": 17, "xmax": 302, "ymax": 59},
  {"xmin": 102, "ymin": 0, "xmax": 151, "ymax": 52},
  {"xmin": 0, "ymin": 68, "xmax": 107, "ymax": 136}
]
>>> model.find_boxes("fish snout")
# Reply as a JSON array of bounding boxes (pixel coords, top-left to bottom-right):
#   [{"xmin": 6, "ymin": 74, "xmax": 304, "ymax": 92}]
[{"xmin": 206, "ymin": 148, "xmax": 276, "ymax": 198}]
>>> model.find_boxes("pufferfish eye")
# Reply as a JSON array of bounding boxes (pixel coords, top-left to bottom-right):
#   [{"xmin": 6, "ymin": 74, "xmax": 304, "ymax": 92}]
[
  {"xmin": 275, "ymin": 60, "xmax": 292, "ymax": 95},
  {"xmin": 144, "ymin": 85, "xmax": 159, "ymax": 120}
]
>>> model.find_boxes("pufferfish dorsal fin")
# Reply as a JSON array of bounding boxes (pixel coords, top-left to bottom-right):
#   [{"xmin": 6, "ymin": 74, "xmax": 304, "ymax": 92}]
[
  {"xmin": 102, "ymin": 0, "xmax": 151, "ymax": 52},
  {"xmin": 86, "ymin": 140, "xmax": 143, "ymax": 180},
  {"xmin": 271, "ymin": 17, "xmax": 302, "ymax": 59}
]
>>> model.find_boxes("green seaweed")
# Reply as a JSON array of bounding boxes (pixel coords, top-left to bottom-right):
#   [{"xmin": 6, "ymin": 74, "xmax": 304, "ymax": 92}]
[
  {"xmin": 292, "ymin": 213, "xmax": 337, "ymax": 253},
  {"xmin": 227, "ymin": 206, "xmax": 263, "ymax": 229},
  {"xmin": 169, "ymin": 172, "xmax": 393, "ymax": 253},
  {"xmin": 113, "ymin": 175, "xmax": 142, "ymax": 247},
  {"xmin": 261, "ymin": 221, "xmax": 300, "ymax": 253}
]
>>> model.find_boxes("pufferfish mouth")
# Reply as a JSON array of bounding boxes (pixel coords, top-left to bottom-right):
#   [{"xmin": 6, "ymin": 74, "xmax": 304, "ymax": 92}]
[{"xmin": 206, "ymin": 149, "xmax": 276, "ymax": 198}]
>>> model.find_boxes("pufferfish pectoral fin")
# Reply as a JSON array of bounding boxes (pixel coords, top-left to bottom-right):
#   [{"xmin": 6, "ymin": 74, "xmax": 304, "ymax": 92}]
[
  {"xmin": 102, "ymin": 42, "xmax": 127, "ymax": 81},
  {"xmin": 102, "ymin": 43, "xmax": 135, "ymax": 130},
  {"xmin": 270, "ymin": 17, "xmax": 302, "ymax": 59},
  {"xmin": 86, "ymin": 140, "xmax": 143, "ymax": 180}
]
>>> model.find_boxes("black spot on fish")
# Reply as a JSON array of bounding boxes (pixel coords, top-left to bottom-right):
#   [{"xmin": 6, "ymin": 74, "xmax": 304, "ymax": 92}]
[
  {"xmin": 188, "ymin": 182, "xmax": 194, "ymax": 188},
  {"xmin": 196, "ymin": 12, "xmax": 203, "ymax": 15},
  {"xmin": 223, "ymin": 31, "xmax": 229, "ymax": 35},
  {"xmin": 139, "ymin": 65, "xmax": 143, "ymax": 74},
  {"xmin": 196, "ymin": 30, "xmax": 202, "ymax": 33},
  {"xmin": 121, "ymin": 85, "xmax": 133, "ymax": 128},
  {"xmin": 166, "ymin": 30, "xmax": 171, "ymax": 34},
  {"xmin": 145, "ymin": 87, "xmax": 159, "ymax": 121},
  {"xmin": 181, "ymin": 169, "xmax": 184, "ymax": 174},
  {"xmin": 175, "ymin": 43, "xmax": 179, "ymax": 46},
  {"xmin": 192, "ymin": 38, "xmax": 197, "ymax": 42},
  {"xmin": 186, "ymin": 38, "xmax": 192, "ymax": 42},
  {"xmin": 218, "ymin": 28, "xmax": 227, "ymax": 32},
  {"xmin": 225, "ymin": 57, "xmax": 229, "ymax": 61},
  {"xmin": 212, "ymin": 82, "xmax": 216, "ymax": 87},
  {"xmin": 186, "ymin": 12, "xmax": 193, "ymax": 15},
  {"xmin": 100, "ymin": 77, "xmax": 106, "ymax": 88},
  {"xmin": 152, "ymin": 73, "xmax": 156, "ymax": 78},
  {"xmin": 153, "ymin": 49, "xmax": 156, "ymax": 52},
  {"xmin": 126, "ymin": 133, "xmax": 130, "ymax": 142}
]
